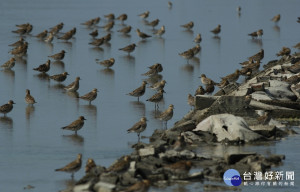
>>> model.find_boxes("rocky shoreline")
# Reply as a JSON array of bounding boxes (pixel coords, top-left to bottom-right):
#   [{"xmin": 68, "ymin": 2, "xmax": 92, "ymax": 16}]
[{"xmin": 73, "ymin": 53, "xmax": 299, "ymax": 192}]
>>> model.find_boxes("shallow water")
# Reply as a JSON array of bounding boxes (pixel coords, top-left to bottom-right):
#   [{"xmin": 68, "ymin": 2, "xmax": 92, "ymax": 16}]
[{"xmin": 0, "ymin": 0, "xmax": 299, "ymax": 191}]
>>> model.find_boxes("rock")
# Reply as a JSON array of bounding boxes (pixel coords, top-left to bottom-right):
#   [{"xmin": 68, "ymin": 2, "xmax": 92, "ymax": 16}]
[
  {"xmin": 251, "ymin": 91, "xmax": 274, "ymax": 101},
  {"xmin": 187, "ymin": 171, "xmax": 204, "ymax": 180},
  {"xmin": 94, "ymin": 182, "xmax": 116, "ymax": 192},
  {"xmin": 159, "ymin": 149, "xmax": 195, "ymax": 160},
  {"xmin": 225, "ymin": 152, "xmax": 257, "ymax": 164},
  {"xmin": 73, "ymin": 182, "xmax": 92, "ymax": 192},
  {"xmin": 265, "ymin": 154, "xmax": 285, "ymax": 165},
  {"xmin": 181, "ymin": 131, "xmax": 204, "ymax": 143},
  {"xmin": 249, "ymin": 125, "xmax": 277, "ymax": 138},
  {"xmin": 265, "ymin": 80, "xmax": 296, "ymax": 101},
  {"xmin": 204, "ymin": 184, "xmax": 239, "ymax": 191},
  {"xmin": 139, "ymin": 147, "xmax": 155, "ymax": 157},
  {"xmin": 99, "ymin": 172, "xmax": 118, "ymax": 184},
  {"xmin": 251, "ymin": 82, "xmax": 265, "ymax": 92},
  {"xmin": 195, "ymin": 95, "xmax": 219, "ymax": 110},
  {"xmin": 193, "ymin": 114, "xmax": 263, "ymax": 142},
  {"xmin": 171, "ymin": 120, "xmax": 196, "ymax": 132},
  {"xmin": 249, "ymin": 162, "xmax": 268, "ymax": 172}
]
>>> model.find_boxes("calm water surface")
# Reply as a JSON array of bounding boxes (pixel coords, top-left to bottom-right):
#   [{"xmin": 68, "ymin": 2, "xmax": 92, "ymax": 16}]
[{"xmin": 0, "ymin": 0, "xmax": 299, "ymax": 191}]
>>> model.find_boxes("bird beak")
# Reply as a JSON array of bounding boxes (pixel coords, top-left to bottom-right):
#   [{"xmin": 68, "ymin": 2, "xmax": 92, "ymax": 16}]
[
  {"xmin": 83, "ymin": 117, "xmax": 87, "ymax": 120},
  {"xmin": 13, "ymin": 102, "xmax": 16, "ymax": 104}
]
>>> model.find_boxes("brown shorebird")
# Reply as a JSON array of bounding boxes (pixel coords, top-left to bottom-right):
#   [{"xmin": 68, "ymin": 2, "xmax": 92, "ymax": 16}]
[
  {"xmin": 122, "ymin": 180, "xmax": 150, "ymax": 192},
  {"xmin": 136, "ymin": 29, "xmax": 152, "ymax": 40},
  {"xmin": 138, "ymin": 11, "xmax": 150, "ymax": 19},
  {"xmin": 248, "ymin": 29, "xmax": 263, "ymax": 39},
  {"xmin": 154, "ymin": 25, "xmax": 165, "ymax": 37},
  {"xmin": 116, "ymin": 13, "xmax": 127, "ymax": 24},
  {"xmin": 97, "ymin": 58, "xmax": 115, "ymax": 68},
  {"xmin": 25, "ymin": 89, "xmax": 36, "ymax": 105},
  {"xmin": 62, "ymin": 116, "xmax": 86, "ymax": 135},
  {"xmin": 164, "ymin": 161, "xmax": 192, "ymax": 174},
  {"xmin": 149, "ymin": 80, "xmax": 166, "ymax": 91},
  {"xmin": 48, "ymin": 50, "xmax": 66, "ymax": 61},
  {"xmin": 158, "ymin": 104, "xmax": 174, "ymax": 129},
  {"xmin": 89, "ymin": 37, "xmax": 105, "ymax": 47},
  {"xmin": 127, "ymin": 81, "xmax": 147, "ymax": 101},
  {"xmin": 89, "ymin": 29, "xmax": 98, "ymax": 38},
  {"xmin": 64, "ymin": 77, "xmax": 80, "ymax": 92},
  {"xmin": 200, "ymin": 74, "xmax": 217, "ymax": 86},
  {"xmin": 146, "ymin": 89, "xmax": 165, "ymax": 110},
  {"xmin": 1, "ymin": 58, "xmax": 16, "ymax": 70},
  {"xmin": 276, "ymin": 46, "xmax": 291, "ymax": 57},
  {"xmin": 194, "ymin": 33, "xmax": 202, "ymax": 44},
  {"xmin": 210, "ymin": 24, "xmax": 221, "ymax": 36},
  {"xmin": 107, "ymin": 156, "xmax": 131, "ymax": 173},
  {"xmin": 117, "ymin": 25, "xmax": 132, "ymax": 34},
  {"xmin": 104, "ymin": 13, "xmax": 115, "ymax": 21},
  {"xmin": 0, "ymin": 100, "xmax": 15, "ymax": 116},
  {"xmin": 55, "ymin": 154, "xmax": 82, "ymax": 178},
  {"xmin": 194, "ymin": 85, "xmax": 206, "ymax": 96},
  {"xmin": 271, "ymin": 14, "xmax": 281, "ymax": 23},
  {"xmin": 119, "ymin": 43, "xmax": 137, "ymax": 55},
  {"xmin": 79, "ymin": 88, "xmax": 98, "ymax": 104},
  {"xmin": 142, "ymin": 63, "xmax": 163, "ymax": 76},
  {"xmin": 187, "ymin": 94, "xmax": 195, "ymax": 109},
  {"xmin": 179, "ymin": 49, "xmax": 194, "ymax": 63},
  {"xmin": 146, "ymin": 19, "xmax": 160, "ymax": 29},
  {"xmin": 33, "ymin": 60, "xmax": 51, "ymax": 73},
  {"xmin": 248, "ymin": 49, "xmax": 264, "ymax": 62},
  {"xmin": 85, "ymin": 158, "xmax": 96, "ymax": 173},
  {"xmin": 221, "ymin": 69, "xmax": 240, "ymax": 83},
  {"xmin": 127, "ymin": 117, "xmax": 147, "ymax": 142},
  {"xmin": 49, "ymin": 72, "xmax": 69, "ymax": 83},
  {"xmin": 181, "ymin": 21, "xmax": 194, "ymax": 30},
  {"xmin": 35, "ymin": 30, "xmax": 48, "ymax": 39}
]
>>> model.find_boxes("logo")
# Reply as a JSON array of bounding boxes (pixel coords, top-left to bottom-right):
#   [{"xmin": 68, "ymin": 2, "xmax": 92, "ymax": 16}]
[{"xmin": 223, "ymin": 169, "xmax": 242, "ymax": 186}]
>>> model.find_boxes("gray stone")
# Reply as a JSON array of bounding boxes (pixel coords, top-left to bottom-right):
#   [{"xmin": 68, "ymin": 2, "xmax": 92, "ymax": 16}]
[
  {"xmin": 193, "ymin": 114, "xmax": 263, "ymax": 142},
  {"xmin": 265, "ymin": 80, "xmax": 296, "ymax": 100},
  {"xmin": 195, "ymin": 95, "xmax": 219, "ymax": 110},
  {"xmin": 171, "ymin": 120, "xmax": 196, "ymax": 132},
  {"xmin": 182, "ymin": 131, "xmax": 204, "ymax": 143},
  {"xmin": 249, "ymin": 125, "xmax": 277, "ymax": 138},
  {"xmin": 225, "ymin": 152, "xmax": 257, "ymax": 164},
  {"xmin": 99, "ymin": 172, "xmax": 118, "ymax": 184},
  {"xmin": 159, "ymin": 149, "xmax": 195, "ymax": 159},
  {"xmin": 251, "ymin": 91, "xmax": 274, "ymax": 101},
  {"xmin": 139, "ymin": 147, "xmax": 155, "ymax": 157},
  {"xmin": 73, "ymin": 182, "xmax": 92, "ymax": 192},
  {"xmin": 94, "ymin": 182, "xmax": 116, "ymax": 192}
]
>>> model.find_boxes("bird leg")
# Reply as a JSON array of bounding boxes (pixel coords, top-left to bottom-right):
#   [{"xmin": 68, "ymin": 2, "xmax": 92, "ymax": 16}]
[{"xmin": 137, "ymin": 133, "xmax": 140, "ymax": 142}]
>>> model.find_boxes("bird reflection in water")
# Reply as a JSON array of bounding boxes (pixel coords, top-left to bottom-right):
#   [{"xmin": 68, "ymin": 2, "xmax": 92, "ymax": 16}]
[
  {"xmin": 100, "ymin": 68, "xmax": 115, "ymax": 76},
  {"xmin": 58, "ymin": 178, "xmax": 77, "ymax": 191},
  {"xmin": 26, "ymin": 105, "xmax": 35, "ymax": 120},
  {"xmin": 250, "ymin": 38, "xmax": 263, "ymax": 48},
  {"xmin": 15, "ymin": 56, "xmax": 27, "ymax": 65},
  {"xmin": 129, "ymin": 101, "xmax": 145, "ymax": 116},
  {"xmin": 192, "ymin": 57, "xmax": 200, "ymax": 65},
  {"xmin": 62, "ymin": 134, "xmax": 84, "ymax": 146},
  {"xmin": 51, "ymin": 83, "xmax": 65, "ymax": 90},
  {"xmin": 122, "ymin": 55, "xmax": 135, "ymax": 63},
  {"xmin": 144, "ymin": 74, "xmax": 163, "ymax": 86},
  {"xmin": 0, "ymin": 116, "xmax": 13, "ymax": 129},
  {"xmin": 67, "ymin": 91, "xmax": 79, "ymax": 99},
  {"xmin": 34, "ymin": 73, "xmax": 50, "ymax": 81},
  {"xmin": 1, "ymin": 69, "xmax": 15, "ymax": 85},
  {"xmin": 81, "ymin": 104, "xmax": 97, "ymax": 122},
  {"xmin": 181, "ymin": 64, "xmax": 194, "ymax": 73},
  {"xmin": 52, "ymin": 60, "xmax": 65, "ymax": 69}
]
